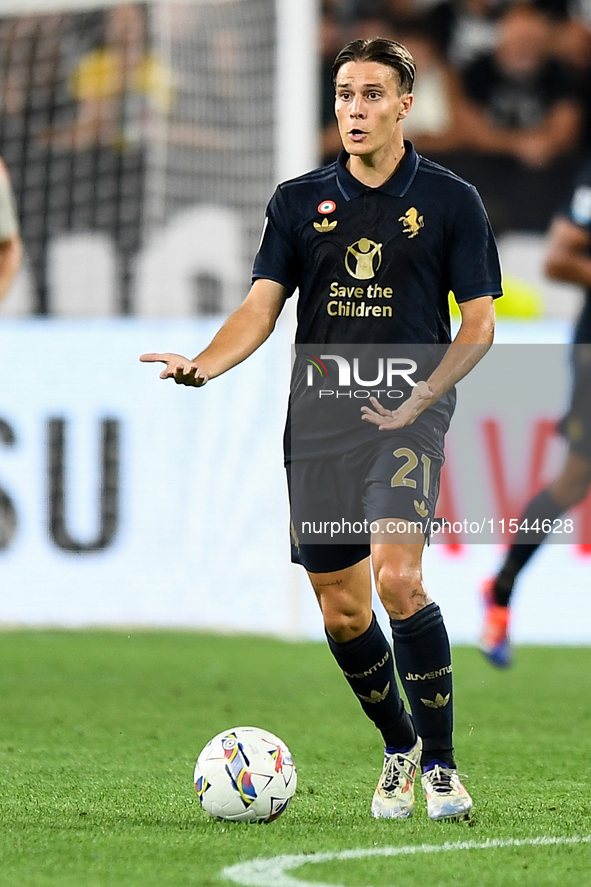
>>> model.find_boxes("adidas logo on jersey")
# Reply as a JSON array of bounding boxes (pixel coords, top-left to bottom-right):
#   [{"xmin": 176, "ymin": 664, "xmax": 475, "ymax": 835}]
[{"xmin": 314, "ymin": 218, "xmax": 338, "ymax": 233}]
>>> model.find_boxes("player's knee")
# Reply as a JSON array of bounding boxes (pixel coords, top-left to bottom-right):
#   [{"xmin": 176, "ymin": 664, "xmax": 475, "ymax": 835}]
[
  {"xmin": 321, "ymin": 604, "xmax": 371, "ymax": 643},
  {"xmin": 374, "ymin": 561, "xmax": 425, "ymax": 618}
]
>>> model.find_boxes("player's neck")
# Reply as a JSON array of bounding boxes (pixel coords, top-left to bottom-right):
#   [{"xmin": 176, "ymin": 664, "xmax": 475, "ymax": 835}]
[{"xmin": 346, "ymin": 138, "xmax": 406, "ymax": 188}]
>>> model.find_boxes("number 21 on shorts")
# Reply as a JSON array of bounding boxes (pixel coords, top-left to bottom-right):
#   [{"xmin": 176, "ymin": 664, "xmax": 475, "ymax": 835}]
[{"xmin": 391, "ymin": 447, "xmax": 431, "ymax": 499}]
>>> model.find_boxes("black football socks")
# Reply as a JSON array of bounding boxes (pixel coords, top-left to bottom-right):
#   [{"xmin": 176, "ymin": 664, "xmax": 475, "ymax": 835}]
[
  {"xmin": 493, "ymin": 488, "xmax": 564, "ymax": 607},
  {"xmin": 390, "ymin": 602, "xmax": 455, "ymax": 770},
  {"xmin": 325, "ymin": 612, "xmax": 416, "ymax": 752}
]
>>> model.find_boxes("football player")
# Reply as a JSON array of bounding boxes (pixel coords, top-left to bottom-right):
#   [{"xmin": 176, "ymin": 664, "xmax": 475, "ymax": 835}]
[{"xmin": 142, "ymin": 38, "xmax": 502, "ymax": 821}]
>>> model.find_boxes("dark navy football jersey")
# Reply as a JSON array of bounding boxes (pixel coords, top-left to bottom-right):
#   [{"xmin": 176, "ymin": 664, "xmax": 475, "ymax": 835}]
[
  {"xmin": 252, "ymin": 141, "xmax": 502, "ymax": 460},
  {"xmin": 563, "ymin": 160, "xmax": 591, "ymax": 344},
  {"xmin": 253, "ymin": 141, "xmax": 502, "ymax": 346}
]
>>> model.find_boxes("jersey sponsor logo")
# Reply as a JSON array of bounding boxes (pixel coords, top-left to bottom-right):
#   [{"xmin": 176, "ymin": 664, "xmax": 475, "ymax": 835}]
[
  {"xmin": 345, "ymin": 238, "xmax": 383, "ymax": 280},
  {"xmin": 318, "ymin": 199, "xmax": 336, "ymax": 214},
  {"xmin": 399, "ymin": 207, "xmax": 424, "ymax": 238},
  {"xmin": 313, "ymin": 217, "xmax": 338, "ymax": 233},
  {"xmin": 420, "ymin": 692, "xmax": 451, "ymax": 709},
  {"xmin": 326, "ymin": 280, "xmax": 394, "ymax": 319},
  {"xmin": 327, "ymin": 301, "xmax": 393, "ymax": 318}
]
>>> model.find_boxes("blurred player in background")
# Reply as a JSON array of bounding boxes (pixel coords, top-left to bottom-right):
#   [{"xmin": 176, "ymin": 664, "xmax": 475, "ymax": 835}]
[
  {"xmin": 481, "ymin": 160, "xmax": 591, "ymax": 668},
  {"xmin": 141, "ymin": 38, "xmax": 501, "ymax": 822},
  {"xmin": 0, "ymin": 157, "xmax": 22, "ymax": 302}
]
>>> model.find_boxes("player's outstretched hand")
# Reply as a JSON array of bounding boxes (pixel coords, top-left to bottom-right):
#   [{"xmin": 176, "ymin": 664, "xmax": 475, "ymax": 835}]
[
  {"xmin": 139, "ymin": 353, "xmax": 209, "ymax": 387},
  {"xmin": 360, "ymin": 381, "xmax": 434, "ymax": 430}
]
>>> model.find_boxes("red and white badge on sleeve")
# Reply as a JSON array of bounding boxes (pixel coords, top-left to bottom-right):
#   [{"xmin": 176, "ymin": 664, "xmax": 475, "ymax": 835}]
[{"xmin": 318, "ymin": 200, "xmax": 336, "ymax": 214}]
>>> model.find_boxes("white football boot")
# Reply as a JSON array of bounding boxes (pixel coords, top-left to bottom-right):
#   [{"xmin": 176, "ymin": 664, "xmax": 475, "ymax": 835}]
[
  {"xmin": 421, "ymin": 763, "xmax": 473, "ymax": 821},
  {"xmin": 371, "ymin": 736, "xmax": 422, "ymax": 819}
]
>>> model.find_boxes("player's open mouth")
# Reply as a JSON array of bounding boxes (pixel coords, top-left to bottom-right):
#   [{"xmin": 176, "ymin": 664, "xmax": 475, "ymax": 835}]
[{"xmin": 348, "ymin": 129, "xmax": 367, "ymax": 141}]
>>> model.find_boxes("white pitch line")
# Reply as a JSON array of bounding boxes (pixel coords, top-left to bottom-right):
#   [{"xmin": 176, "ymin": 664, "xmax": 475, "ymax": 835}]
[{"xmin": 222, "ymin": 834, "xmax": 591, "ymax": 887}]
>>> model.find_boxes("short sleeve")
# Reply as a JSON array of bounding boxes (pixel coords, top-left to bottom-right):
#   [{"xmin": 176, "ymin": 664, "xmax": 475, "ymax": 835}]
[
  {"xmin": 251, "ymin": 185, "xmax": 300, "ymax": 294},
  {"xmin": 0, "ymin": 159, "xmax": 18, "ymax": 241},
  {"xmin": 447, "ymin": 185, "xmax": 502, "ymax": 303}
]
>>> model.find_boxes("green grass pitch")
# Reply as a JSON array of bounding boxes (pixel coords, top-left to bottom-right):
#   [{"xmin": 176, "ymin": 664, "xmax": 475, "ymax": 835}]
[{"xmin": 0, "ymin": 630, "xmax": 590, "ymax": 887}]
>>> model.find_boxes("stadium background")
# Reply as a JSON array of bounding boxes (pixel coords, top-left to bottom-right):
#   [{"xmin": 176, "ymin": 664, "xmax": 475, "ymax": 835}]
[{"xmin": 0, "ymin": 0, "xmax": 589, "ymax": 645}]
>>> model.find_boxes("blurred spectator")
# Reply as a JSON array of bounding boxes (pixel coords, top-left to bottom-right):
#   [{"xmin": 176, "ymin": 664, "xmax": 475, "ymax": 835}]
[
  {"xmin": 0, "ymin": 11, "xmax": 90, "ymax": 313},
  {"xmin": 395, "ymin": 20, "xmax": 479, "ymax": 154},
  {"xmin": 446, "ymin": 0, "xmax": 501, "ymax": 67},
  {"xmin": 436, "ymin": 2, "xmax": 585, "ymax": 232},
  {"xmin": 550, "ymin": 16, "xmax": 591, "ymax": 152},
  {"xmin": 552, "ymin": 15, "xmax": 591, "ymax": 73},
  {"xmin": 461, "ymin": 3, "xmax": 581, "ymax": 169},
  {"xmin": 0, "ymin": 5, "xmax": 166, "ymax": 313},
  {"xmin": 49, "ymin": 4, "xmax": 172, "ymax": 151}
]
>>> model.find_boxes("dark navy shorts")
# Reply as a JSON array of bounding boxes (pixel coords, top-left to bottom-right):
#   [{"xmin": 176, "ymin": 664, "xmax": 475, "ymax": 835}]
[{"xmin": 287, "ymin": 424, "xmax": 445, "ymax": 573}]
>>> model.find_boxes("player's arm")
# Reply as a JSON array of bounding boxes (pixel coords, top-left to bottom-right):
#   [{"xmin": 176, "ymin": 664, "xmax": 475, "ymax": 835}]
[
  {"xmin": 362, "ymin": 295, "xmax": 495, "ymax": 430},
  {"xmin": 424, "ymin": 294, "xmax": 495, "ymax": 397},
  {"xmin": 140, "ymin": 278, "xmax": 289, "ymax": 386},
  {"xmin": 544, "ymin": 216, "xmax": 591, "ymax": 287}
]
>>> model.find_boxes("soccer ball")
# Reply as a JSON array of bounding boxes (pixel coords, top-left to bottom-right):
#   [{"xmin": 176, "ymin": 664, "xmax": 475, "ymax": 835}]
[{"xmin": 194, "ymin": 726, "xmax": 297, "ymax": 823}]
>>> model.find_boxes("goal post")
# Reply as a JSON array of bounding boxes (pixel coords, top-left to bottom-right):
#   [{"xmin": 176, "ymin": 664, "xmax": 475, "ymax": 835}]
[{"xmin": 275, "ymin": 0, "xmax": 320, "ymax": 185}]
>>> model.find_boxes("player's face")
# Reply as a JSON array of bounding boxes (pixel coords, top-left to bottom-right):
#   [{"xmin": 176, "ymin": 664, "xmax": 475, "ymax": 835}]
[{"xmin": 334, "ymin": 61, "xmax": 412, "ymax": 159}]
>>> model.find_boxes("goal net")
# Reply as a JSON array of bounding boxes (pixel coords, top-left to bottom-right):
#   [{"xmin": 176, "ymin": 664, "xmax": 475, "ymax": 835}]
[{"xmin": 0, "ymin": 0, "xmax": 279, "ymax": 316}]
